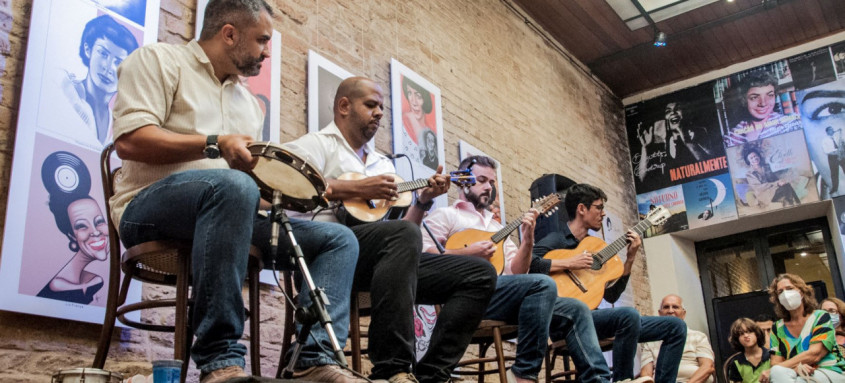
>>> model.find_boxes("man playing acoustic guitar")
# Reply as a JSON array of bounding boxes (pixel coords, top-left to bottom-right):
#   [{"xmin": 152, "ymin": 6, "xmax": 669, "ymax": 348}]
[
  {"xmin": 422, "ymin": 156, "xmax": 613, "ymax": 383},
  {"xmin": 283, "ymin": 77, "xmax": 497, "ymax": 383},
  {"xmin": 531, "ymin": 184, "xmax": 687, "ymax": 383}
]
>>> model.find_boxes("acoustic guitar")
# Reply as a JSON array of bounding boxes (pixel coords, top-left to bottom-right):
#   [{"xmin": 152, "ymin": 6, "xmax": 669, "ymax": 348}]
[
  {"xmin": 543, "ymin": 205, "xmax": 670, "ymax": 309},
  {"xmin": 444, "ymin": 193, "xmax": 562, "ymax": 274},
  {"xmin": 336, "ymin": 169, "xmax": 475, "ymax": 226}
]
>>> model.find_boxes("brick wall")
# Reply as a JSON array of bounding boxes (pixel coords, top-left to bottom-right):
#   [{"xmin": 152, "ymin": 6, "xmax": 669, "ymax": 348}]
[{"xmin": 0, "ymin": 0, "xmax": 649, "ymax": 380}]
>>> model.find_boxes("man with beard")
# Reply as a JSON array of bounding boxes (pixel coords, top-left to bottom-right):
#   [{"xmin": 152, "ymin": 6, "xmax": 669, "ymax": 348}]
[
  {"xmin": 109, "ymin": 1, "xmax": 362, "ymax": 382},
  {"xmin": 421, "ymin": 156, "xmax": 610, "ymax": 383},
  {"xmin": 283, "ymin": 77, "xmax": 497, "ymax": 383},
  {"xmin": 531, "ymin": 184, "xmax": 687, "ymax": 383}
]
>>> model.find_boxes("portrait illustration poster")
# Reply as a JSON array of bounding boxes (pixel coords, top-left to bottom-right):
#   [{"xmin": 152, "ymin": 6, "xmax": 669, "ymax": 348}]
[
  {"xmin": 391, "ymin": 59, "xmax": 447, "ymax": 209},
  {"xmin": 832, "ymin": 42, "xmax": 845, "ymax": 80},
  {"xmin": 832, "ymin": 195, "xmax": 845, "ymax": 250},
  {"xmin": 0, "ymin": 0, "xmax": 160, "ymax": 324},
  {"xmin": 196, "ymin": 0, "xmax": 281, "ymax": 143},
  {"xmin": 626, "ymin": 82, "xmax": 727, "ymax": 194},
  {"xmin": 797, "ymin": 77, "xmax": 845, "ymax": 199},
  {"xmin": 725, "ymin": 130, "xmax": 818, "ymax": 217},
  {"xmin": 636, "ymin": 185, "xmax": 688, "ymax": 237},
  {"xmin": 714, "ymin": 60, "xmax": 802, "ymax": 148},
  {"xmin": 681, "ymin": 172, "xmax": 738, "ymax": 230},
  {"xmin": 458, "ymin": 140, "xmax": 506, "ymax": 224}
]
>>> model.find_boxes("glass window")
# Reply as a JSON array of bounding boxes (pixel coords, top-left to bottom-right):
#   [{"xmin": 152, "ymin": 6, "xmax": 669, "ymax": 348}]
[
  {"xmin": 768, "ymin": 229, "xmax": 835, "ymax": 299},
  {"xmin": 703, "ymin": 240, "xmax": 760, "ymax": 298}
]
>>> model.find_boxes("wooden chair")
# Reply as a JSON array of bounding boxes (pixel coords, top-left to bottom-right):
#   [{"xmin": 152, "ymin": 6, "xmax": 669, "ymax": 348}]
[
  {"xmin": 348, "ymin": 291, "xmax": 372, "ymax": 372},
  {"xmin": 92, "ymin": 143, "xmax": 264, "ymax": 381},
  {"xmin": 454, "ymin": 320, "xmax": 519, "ymax": 383},
  {"xmin": 545, "ymin": 337, "xmax": 615, "ymax": 383},
  {"xmin": 721, "ymin": 352, "xmax": 741, "ymax": 383}
]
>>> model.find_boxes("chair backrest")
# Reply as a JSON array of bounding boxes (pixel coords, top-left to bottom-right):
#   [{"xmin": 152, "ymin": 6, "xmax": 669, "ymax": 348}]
[
  {"xmin": 100, "ymin": 144, "xmax": 123, "ymax": 276},
  {"xmin": 721, "ymin": 351, "xmax": 741, "ymax": 383}
]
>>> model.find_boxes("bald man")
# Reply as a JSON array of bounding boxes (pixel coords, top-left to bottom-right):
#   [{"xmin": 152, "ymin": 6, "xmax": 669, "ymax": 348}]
[
  {"xmin": 640, "ymin": 295, "xmax": 715, "ymax": 383},
  {"xmin": 283, "ymin": 77, "xmax": 496, "ymax": 383}
]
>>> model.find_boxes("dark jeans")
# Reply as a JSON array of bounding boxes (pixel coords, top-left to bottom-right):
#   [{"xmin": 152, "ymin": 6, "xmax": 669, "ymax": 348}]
[
  {"xmin": 350, "ymin": 219, "xmax": 496, "ymax": 383},
  {"xmin": 592, "ymin": 308, "xmax": 686, "ymax": 383},
  {"xmin": 120, "ymin": 169, "xmax": 359, "ymax": 373}
]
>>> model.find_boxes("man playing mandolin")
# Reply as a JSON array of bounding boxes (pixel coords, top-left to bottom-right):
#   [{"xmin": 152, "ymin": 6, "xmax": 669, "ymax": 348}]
[
  {"xmin": 531, "ymin": 184, "xmax": 687, "ymax": 383},
  {"xmin": 422, "ymin": 156, "xmax": 612, "ymax": 383},
  {"xmin": 283, "ymin": 77, "xmax": 497, "ymax": 383}
]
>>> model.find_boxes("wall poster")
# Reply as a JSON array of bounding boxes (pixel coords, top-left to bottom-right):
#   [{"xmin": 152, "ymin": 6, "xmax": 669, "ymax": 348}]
[
  {"xmin": 390, "ymin": 59, "xmax": 446, "ymax": 209},
  {"xmin": 0, "ymin": 0, "xmax": 160, "ymax": 324}
]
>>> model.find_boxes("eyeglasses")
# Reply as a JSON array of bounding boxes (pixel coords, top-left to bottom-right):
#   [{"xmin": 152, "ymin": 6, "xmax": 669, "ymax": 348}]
[{"xmin": 591, "ymin": 204, "xmax": 605, "ymax": 211}]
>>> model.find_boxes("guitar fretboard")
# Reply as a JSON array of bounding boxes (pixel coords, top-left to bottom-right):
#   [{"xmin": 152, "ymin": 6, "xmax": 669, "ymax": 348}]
[
  {"xmin": 397, "ymin": 178, "xmax": 430, "ymax": 193},
  {"xmin": 594, "ymin": 218, "xmax": 655, "ymax": 264},
  {"xmin": 491, "ymin": 219, "xmax": 523, "ymax": 243}
]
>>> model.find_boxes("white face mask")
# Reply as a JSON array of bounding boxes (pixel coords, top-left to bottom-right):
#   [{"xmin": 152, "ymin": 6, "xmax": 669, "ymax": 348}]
[
  {"xmin": 778, "ymin": 289, "xmax": 803, "ymax": 311},
  {"xmin": 831, "ymin": 313, "xmax": 841, "ymax": 328}
]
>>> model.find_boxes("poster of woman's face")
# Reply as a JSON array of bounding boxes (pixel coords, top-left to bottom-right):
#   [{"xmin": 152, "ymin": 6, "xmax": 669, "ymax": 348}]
[
  {"xmin": 717, "ymin": 62, "xmax": 803, "ymax": 148},
  {"xmin": 798, "ymin": 77, "xmax": 845, "ymax": 199},
  {"xmin": 35, "ymin": 0, "xmax": 144, "ymax": 151},
  {"xmin": 725, "ymin": 130, "xmax": 818, "ymax": 217},
  {"xmin": 0, "ymin": 0, "xmax": 155, "ymax": 324},
  {"xmin": 391, "ymin": 59, "xmax": 446, "ymax": 208}
]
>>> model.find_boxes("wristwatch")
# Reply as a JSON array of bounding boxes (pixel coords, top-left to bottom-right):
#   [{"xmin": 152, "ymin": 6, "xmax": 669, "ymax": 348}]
[
  {"xmin": 415, "ymin": 198, "xmax": 434, "ymax": 211},
  {"xmin": 203, "ymin": 135, "xmax": 220, "ymax": 159}
]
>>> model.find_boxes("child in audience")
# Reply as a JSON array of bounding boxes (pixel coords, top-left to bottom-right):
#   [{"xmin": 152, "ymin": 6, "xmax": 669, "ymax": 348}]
[{"xmin": 727, "ymin": 318, "xmax": 771, "ymax": 383}]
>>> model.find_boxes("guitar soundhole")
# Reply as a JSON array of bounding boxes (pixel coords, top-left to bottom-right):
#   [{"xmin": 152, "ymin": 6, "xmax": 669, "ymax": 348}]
[{"xmin": 591, "ymin": 258, "xmax": 602, "ymax": 271}]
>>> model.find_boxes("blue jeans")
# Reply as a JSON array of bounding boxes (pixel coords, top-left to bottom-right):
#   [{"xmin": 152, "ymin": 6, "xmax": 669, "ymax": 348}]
[
  {"xmin": 549, "ymin": 298, "xmax": 612, "ymax": 383},
  {"xmin": 119, "ymin": 169, "xmax": 358, "ymax": 373},
  {"xmin": 483, "ymin": 274, "xmax": 557, "ymax": 380},
  {"xmin": 592, "ymin": 309, "xmax": 686, "ymax": 383}
]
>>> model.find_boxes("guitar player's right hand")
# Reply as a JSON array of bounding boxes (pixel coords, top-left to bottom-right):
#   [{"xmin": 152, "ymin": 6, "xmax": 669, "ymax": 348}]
[
  {"xmin": 465, "ymin": 241, "xmax": 496, "ymax": 259},
  {"xmin": 358, "ymin": 175, "xmax": 399, "ymax": 200},
  {"xmin": 567, "ymin": 251, "xmax": 594, "ymax": 270}
]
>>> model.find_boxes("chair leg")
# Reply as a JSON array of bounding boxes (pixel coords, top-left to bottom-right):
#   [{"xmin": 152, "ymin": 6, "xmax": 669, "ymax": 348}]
[
  {"xmin": 545, "ymin": 349, "xmax": 552, "ymax": 383},
  {"xmin": 350, "ymin": 293, "xmax": 361, "ymax": 373},
  {"xmin": 175, "ymin": 257, "xmax": 190, "ymax": 383},
  {"xmin": 478, "ymin": 342, "xmax": 486, "ymax": 383},
  {"xmin": 277, "ymin": 272, "xmax": 296, "ymax": 379},
  {"xmin": 493, "ymin": 327, "xmax": 507, "ymax": 383},
  {"xmin": 92, "ymin": 261, "xmax": 125, "ymax": 368},
  {"xmin": 249, "ymin": 267, "xmax": 261, "ymax": 377}
]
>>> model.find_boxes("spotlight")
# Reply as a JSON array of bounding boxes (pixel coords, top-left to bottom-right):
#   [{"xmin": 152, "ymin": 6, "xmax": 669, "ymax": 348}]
[{"xmin": 653, "ymin": 31, "xmax": 667, "ymax": 47}]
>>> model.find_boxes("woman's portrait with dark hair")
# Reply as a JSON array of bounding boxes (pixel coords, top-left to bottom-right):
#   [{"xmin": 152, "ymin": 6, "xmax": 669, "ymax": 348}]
[
  {"xmin": 36, "ymin": 151, "xmax": 109, "ymax": 304},
  {"xmin": 401, "ymin": 75, "xmax": 439, "ymax": 171},
  {"xmin": 40, "ymin": 13, "xmax": 139, "ymax": 149},
  {"xmin": 723, "ymin": 70, "xmax": 802, "ymax": 147}
]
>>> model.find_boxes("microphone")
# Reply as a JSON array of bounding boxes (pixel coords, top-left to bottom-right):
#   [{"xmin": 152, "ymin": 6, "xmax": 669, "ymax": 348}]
[{"xmin": 385, "ymin": 153, "xmax": 406, "ymax": 160}]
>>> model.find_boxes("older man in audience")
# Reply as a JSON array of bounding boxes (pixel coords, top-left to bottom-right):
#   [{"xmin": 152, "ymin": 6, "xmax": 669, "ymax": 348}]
[{"xmin": 640, "ymin": 294, "xmax": 715, "ymax": 383}]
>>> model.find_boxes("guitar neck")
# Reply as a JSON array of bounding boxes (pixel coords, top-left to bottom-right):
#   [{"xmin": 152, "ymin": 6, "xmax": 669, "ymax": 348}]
[
  {"xmin": 396, "ymin": 178, "xmax": 430, "ymax": 193},
  {"xmin": 594, "ymin": 218, "xmax": 655, "ymax": 264},
  {"xmin": 490, "ymin": 216, "xmax": 523, "ymax": 243}
]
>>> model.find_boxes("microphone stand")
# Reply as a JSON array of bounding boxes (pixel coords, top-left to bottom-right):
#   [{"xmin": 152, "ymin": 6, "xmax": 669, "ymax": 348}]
[{"xmin": 272, "ymin": 190, "xmax": 348, "ymax": 378}]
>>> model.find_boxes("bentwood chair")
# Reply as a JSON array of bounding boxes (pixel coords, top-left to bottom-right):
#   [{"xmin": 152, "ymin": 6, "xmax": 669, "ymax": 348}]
[
  {"xmin": 92, "ymin": 143, "xmax": 264, "ymax": 381},
  {"xmin": 545, "ymin": 337, "xmax": 615, "ymax": 382},
  {"xmin": 721, "ymin": 352, "xmax": 741, "ymax": 383},
  {"xmin": 454, "ymin": 320, "xmax": 519, "ymax": 383}
]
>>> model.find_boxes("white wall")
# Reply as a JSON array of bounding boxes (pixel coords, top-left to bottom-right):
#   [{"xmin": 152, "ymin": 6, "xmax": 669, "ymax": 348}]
[{"xmin": 643, "ymin": 234, "xmax": 709, "ymax": 332}]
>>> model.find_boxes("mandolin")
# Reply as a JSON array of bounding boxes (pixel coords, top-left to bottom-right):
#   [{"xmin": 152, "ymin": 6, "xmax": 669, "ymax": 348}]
[
  {"xmin": 444, "ymin": 193, "xmax": 562, "ymax": 274},
  {"xmin": 543, "ymin": 205, "xmax": 670, "ymax": 309},
  {"xmin": 335, "ymin": 169, "xmax": 475, "ymax": 226}
]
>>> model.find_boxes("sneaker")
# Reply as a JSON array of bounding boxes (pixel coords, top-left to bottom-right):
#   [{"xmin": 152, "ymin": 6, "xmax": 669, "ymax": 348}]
[
  {"xmin": 292, "ymin": 364, "xmax": 369, "ymax": 383},
  {"xmin": 617, "ymin": 377, "xmax": 654, "ymax": 383},
  {"xmin": 387, "ymin": 372, "xmax": 420, "ymax": 383},
  {"xmin": 199, "ymin": 365, "xmax": 249, "ymax": 383}
]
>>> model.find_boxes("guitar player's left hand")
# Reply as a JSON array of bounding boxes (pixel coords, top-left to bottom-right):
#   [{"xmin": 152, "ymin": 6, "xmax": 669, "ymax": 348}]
[
  {"xmin": 418, "ymin": 165, "xmax": 450, "ymax": 203},
  {"xmin": 519, "ymin": 209, "xmax": 540, "ymax": 245},
  {"xmin": 625, "ymin": 230, "xmax": 642, "ymax": 258}
]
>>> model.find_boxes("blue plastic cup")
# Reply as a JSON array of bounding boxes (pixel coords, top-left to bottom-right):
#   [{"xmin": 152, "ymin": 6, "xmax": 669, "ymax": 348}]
[{"xmin": 152, "ymin": 360, "xmax": 181, "ymax": 383}]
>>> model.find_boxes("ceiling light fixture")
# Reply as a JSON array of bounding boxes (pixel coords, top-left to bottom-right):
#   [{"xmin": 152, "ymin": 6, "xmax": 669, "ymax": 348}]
[{"xmin": 653, "ymin": 30, "xmax": 667, "ymax": 47}]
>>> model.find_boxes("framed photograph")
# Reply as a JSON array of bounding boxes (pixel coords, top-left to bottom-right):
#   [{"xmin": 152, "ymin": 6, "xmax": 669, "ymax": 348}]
[
  {"xmin": 391, "ymin": 59, "xmax": 446, "ymax": 208},
  {"xmin": 0, "ymin": 0, "xmax": 159, "ymax": 324},
  {"xmin": 458, "ymin": 140, "xmax": 506, "ymax": 224},
  {"xmin": 308, "ymin": 50, "xmax": 354, "ymax": 133}
]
